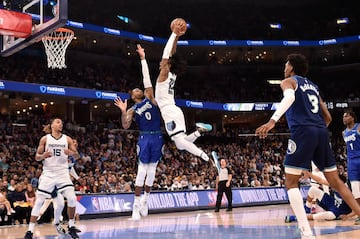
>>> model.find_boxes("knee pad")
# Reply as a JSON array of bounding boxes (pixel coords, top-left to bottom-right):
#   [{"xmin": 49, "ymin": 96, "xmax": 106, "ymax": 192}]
[
  {"xmin": 135, "ymin": 163, "xmax": 147, "ymax": 187},
  {"xmin": 61, "ymin": 187, "xmax": 77, "ymax": 207}
]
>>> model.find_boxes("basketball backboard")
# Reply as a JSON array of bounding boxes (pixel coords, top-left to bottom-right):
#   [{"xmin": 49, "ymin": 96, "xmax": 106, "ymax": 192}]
[{"xmin": 0, "ymin": 0, "xmax": 68, "ymax": 57}]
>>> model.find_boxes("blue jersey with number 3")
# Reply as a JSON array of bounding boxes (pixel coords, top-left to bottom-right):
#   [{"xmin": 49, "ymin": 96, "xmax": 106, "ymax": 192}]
[{"xmin": 285, "ymin": 75, "xmax": 326, "ymax": 130}]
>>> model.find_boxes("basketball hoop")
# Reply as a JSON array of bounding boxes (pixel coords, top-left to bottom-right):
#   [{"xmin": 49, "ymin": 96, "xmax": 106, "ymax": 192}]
[{"xmin": 42, "ymin": 28, "xmax": 74, "ymax": 69}]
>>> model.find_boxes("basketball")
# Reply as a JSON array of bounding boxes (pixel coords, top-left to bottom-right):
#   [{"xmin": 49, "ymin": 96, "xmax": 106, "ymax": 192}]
[{"xmin": 170, "ymin": 18, "xmax": 187, "ymax": 36}]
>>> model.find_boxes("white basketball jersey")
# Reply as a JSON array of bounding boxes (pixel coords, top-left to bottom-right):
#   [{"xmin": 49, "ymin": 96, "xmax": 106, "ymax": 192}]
[
  {"xmin": 155, "ymin": 72, "xmax": 177, "ymax": 109},
  {"xmin": 43, "ymin": 134, "xmax": 69, "ymax": 173}
]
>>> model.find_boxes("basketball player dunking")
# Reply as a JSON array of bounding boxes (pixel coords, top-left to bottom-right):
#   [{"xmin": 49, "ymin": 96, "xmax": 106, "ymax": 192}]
[{"xmin": 155, "ymin": 18, "xmax": 213, "ymax": 162}]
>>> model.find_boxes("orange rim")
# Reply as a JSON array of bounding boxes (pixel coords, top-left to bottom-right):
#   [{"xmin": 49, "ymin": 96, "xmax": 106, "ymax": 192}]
[
  {"xmin": 42, "ymin": 28, "xmax": 74, "ymax": 41},
  {"xmin": 55, "ymin": 28, "xmax": 74, "ymax": 33}
]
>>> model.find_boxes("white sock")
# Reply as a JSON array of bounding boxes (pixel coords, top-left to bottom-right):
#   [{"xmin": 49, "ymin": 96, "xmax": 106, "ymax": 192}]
[
  {"xmin": 134, "ymin": 196, "xmax": 140, "ymax": 206},
  {"xmin": 288, "ymin": 188, "xmax": 313, "ymax": 236},
  {"xmin": 28, "ymin": 222, "xmax": 35, "ymax": 232},
  {"xmin": 68, "ymin": 219, "xmax": 75, "ymax": 228},
  {"xmin": 144, "ymin": 192, "xmax": 150, "ymax": 201}
]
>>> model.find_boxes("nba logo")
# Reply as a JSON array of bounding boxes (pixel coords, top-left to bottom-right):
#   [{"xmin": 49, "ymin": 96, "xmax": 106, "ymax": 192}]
[{"xmin": 91, "ymin": 197, "xmax": 100, "ymax": 211}]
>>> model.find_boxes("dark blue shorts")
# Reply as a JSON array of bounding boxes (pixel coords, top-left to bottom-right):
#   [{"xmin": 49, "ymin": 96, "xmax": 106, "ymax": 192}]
[
  {"xmin": 348, "ymin": 158, "xmax": 360, "ymax": 181},
  {"xmin": 137, "ymin": 134, "xmax": 164, "ymax": 164},
  {"xmin": 284, "ymin": 126, "xmax": 336, "ymax": 171}
]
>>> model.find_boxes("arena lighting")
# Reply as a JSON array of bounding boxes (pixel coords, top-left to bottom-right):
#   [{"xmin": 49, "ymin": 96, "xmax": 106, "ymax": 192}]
[
  {"xmin": 337, "ymin": 17, "xmax": 349, "ymax": 24},
  {"xmin": 49, "ymin": 0, "xmax": 57, "ymax": 6},
  {"xmin": 269, "ymin": 23, "xmax": 282, "ymax": 29},
  {"xmin": 267, "ymin": 79, "xmax": 282, "ymax": 85},
  {"xmin": 117, "ymin": 15, "xmax": 129, "ymax": 24}
]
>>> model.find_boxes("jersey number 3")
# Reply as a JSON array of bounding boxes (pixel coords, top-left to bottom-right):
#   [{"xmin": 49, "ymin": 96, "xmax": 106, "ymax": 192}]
[{"xmin": 307, "ymin": 93, "xmax": 319, "ymax": 113}]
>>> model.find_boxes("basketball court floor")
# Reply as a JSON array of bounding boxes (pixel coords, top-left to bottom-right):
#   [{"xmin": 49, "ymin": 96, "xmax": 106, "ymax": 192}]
[{"xmin": 1, "ymin": 204, "xmax": 359, "ymax": 239}]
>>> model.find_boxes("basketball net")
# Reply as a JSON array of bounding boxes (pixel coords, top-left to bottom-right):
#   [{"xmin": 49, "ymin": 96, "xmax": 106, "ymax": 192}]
[{"xmin": 42, "ymin": 28, "xmax": 74, "ymax": 69}]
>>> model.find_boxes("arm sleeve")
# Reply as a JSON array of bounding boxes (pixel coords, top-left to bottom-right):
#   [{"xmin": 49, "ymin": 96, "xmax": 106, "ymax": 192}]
[
  {"xmin": 141, "ymin": 59, "xmax": 152, "ymax": 88},
  {"xmin": 271, "ymin": 88, "xmax": 295, "ymax": 122},
  {"xmin": 162, "ymin": 32, "xmax": 177, "ymax": 59}
]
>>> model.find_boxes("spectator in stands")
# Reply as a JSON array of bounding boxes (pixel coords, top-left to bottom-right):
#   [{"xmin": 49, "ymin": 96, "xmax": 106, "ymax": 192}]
[
  {"xmin": 192, "ymin": 179, "xmax": 204, "ymax": 190},
  {"xmin": 8, "ymin": 179, "xmax": 16, "ymax": 192},
  {"xmin": 0, "ymin": 187, "xmax": 14, "ymax": 216},
  {"xmin": 9, "ymin": 183, "xmax": 31, "ymax": 224},
  {"xmin": 25, "ymin": 184, "xmax": 36, "ymax": 208}
]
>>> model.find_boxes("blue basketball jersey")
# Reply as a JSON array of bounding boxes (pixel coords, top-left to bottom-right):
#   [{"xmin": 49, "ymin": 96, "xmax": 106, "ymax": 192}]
[
  {"xmin": 285, "ymin": 76, "xmax": 326, "ymax": 130},
  {"xmin": 318, "ymin": 191, "xmax": 352, "ymax": 218},
  {"xmin": 132, "ymin": 98, "xmax": 163, "ymax": 164},
  {"xmin": 132, "ymin": 98, "xmax": 162, "ymax": 132},
  {"xmin": 343, "ymin": 123, "xmax": 360, "ymax": 160}
]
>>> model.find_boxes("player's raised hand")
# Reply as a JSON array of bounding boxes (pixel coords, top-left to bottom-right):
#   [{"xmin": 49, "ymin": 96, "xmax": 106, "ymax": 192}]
[
  {"xmin": 171, "ymin": 18, "xmax": 187, "ymax": 36},
  {"xmin": 136, "ymin": 44, "xmax": 145, "ymax": 60},
  {"xmin": 114, "ymin": 96, "xmax": 128, "ymax": 112}
]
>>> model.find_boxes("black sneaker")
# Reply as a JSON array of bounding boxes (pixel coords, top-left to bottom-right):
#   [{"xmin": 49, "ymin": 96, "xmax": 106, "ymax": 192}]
[
  {"xmin": 68, "ymin": 226, "xmax": 81, "ymax": 239},
  {"xmin": 24, "ymin": 231, "xmax": 33, "ymax": 239}
]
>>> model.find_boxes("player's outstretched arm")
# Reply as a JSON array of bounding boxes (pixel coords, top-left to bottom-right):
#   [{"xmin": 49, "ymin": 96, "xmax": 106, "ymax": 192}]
[
  {"xmin": 158, "ymin": 33, "xmax": 178, "ymax": 83},
  {"xmin": 137, "ymin": 44, "xmax": 155, "ymax": 102},
  {"xmin": 158, "ymin": 18, "xmax": 186, "ymax": 82},
  {"xmin": 256, "ymin": 78, "xmax": 295, "ymax": 139}
]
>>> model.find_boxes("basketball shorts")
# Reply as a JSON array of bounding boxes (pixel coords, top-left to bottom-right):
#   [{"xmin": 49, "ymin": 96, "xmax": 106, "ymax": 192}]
[
  {"xmin": 37, "ymin": 170, "xmax": 74, "ymax": 196},
  {"xmin": 284, "ymin": 126, "xmax": 336, "ymax": 172},
  {"xmin": 160, "ymin": 105, "xmax": 186, "ymax": 137},
  {"xmin": 347, "ymin": 158, "xmax": 360, "ymax": 181},
  {"xmin": 137, "ymin": 133, "xmax": 164, "ymax": 164}
]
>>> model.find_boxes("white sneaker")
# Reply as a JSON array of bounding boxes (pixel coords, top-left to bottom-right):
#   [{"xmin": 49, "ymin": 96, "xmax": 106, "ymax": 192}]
[
  {"xmin": 132, "ymin": 203, "xmax": 141, "ymax": 220},
  {"xmin": 196, "ymin": 123, "xmax": 212, "ymax": 133},
  {"xmin": 55, "ymin": 223, "xmax": 66, "ymax": 234},
  {"xmin": 139, "ymin": 199, "xmax": 148, "ymax": 217}
]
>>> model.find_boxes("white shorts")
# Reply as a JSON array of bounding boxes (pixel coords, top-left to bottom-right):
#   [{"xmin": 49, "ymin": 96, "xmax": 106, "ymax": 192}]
[
  {"xmin": 37, "ymin": 170, "xmax": 74, "ymax": 196},
  {"xmin": 160, "ymin": 105, "xmax": 186, "ymax": 137}
]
